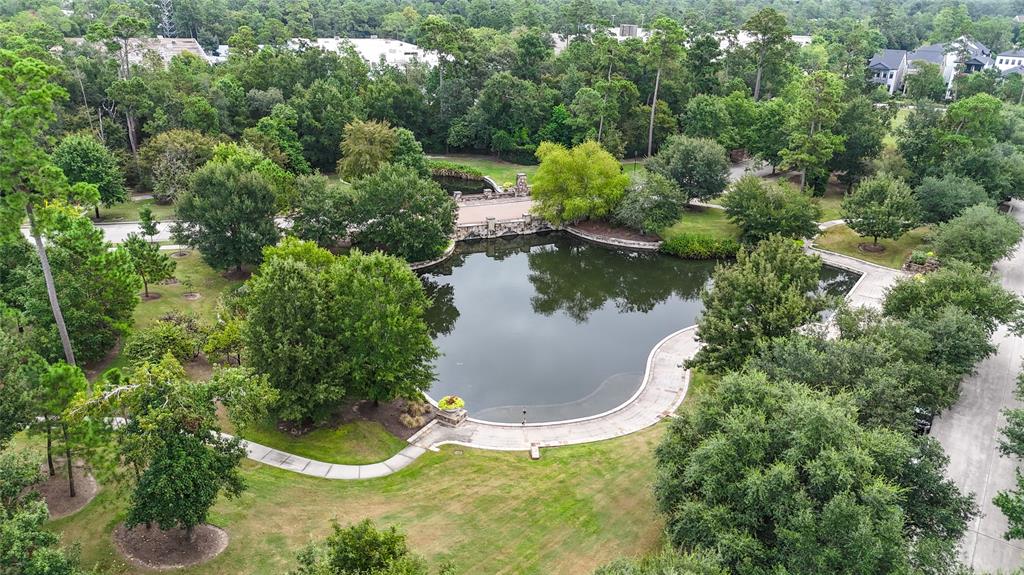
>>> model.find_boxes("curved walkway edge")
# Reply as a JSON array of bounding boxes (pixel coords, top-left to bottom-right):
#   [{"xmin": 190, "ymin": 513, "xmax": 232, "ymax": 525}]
[{"xmin": 237, "ymin": 440, "xmax": 428, "ymax": 480}]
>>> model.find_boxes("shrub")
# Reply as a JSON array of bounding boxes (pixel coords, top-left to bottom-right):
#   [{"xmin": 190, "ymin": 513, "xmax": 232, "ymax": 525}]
[
  {"xmin": 660, "ymin": 233, "xmax": 740, "ymax": 259},
  {"xmin": 613, "ymin": 172, "xmax": 687, "ymax": 235},
  {"xmin": 427, "ymin": 160, "xmax": 484, "ymax": 180},
  {"xmin": 437, "ymin": 395, "xmax": 464, "ymax": 410},
  {"xmin": 399, "ymin": 413, "xmax": 424, "ymax": 428},
  {"xmin": 909, "ymin": 250, "xmax": 929, "ymax": 265},
  {"xmin": 933, "ymin": 204, "xmax": 1023, "ymax": 268},
  {"xmin": 406, "ymin": 401, "xmax": 430, "ymax": 416},
  {"xmin": 122, "ymin": 322, "xmax": 196, "ymax": 365}
]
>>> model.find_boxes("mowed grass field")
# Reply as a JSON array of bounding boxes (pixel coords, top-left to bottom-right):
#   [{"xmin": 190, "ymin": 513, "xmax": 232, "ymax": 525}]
[
  {"xmin": 661, "ymin": 205, "xmax": 741, "ymax": 241},
  {"xmin": 48, "ymin": 427, "xmax": 666, "ymax": 575},
  {"xmin": 814, "ymin": 224, "xmax": 931, "ymax": 269}
]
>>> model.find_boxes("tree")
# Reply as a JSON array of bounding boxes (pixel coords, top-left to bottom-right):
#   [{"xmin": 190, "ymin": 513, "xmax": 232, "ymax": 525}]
[
  {"xmin": 644, "ymin": 18, "xmax": 686, "ymax": 157},
  {"xmin": 749, "ymin": 97, "xmax": 789, "ymax": 169},
  {"xmin": 905, "ymin": 63, "xmax": 947, "ymax": 102},
  {"xmin": 15, "ymin": 216, "xmax": 140, "ymax": 365},
  {"xmin": 174, "ymin": 150, "xmax": 280, "ymax": 272},
  {"xmin": 743, "ymin": 8, "xmax": 793, "ymax": 100},
  {"xmin": 645, "ymin": 135, "xmax": 729, "ymax": 204},
  {"xmin": 883, "ymin": 259, "xmax": 1024, "ymax": 334},
  {"xmin": 244, "ymin": 103, "xmax": 311, "ymax": 175},
  {"xmin": 655, "ymin": 370, "xmax": 975, "ymax": 574},
  {"xmin": 830, "ymin": 96, "xmax": 886, "ymax": 190},
  {"xmin": 338, "ymin": 119, "xmax": 398, "ymax": 179},
  {"xmin": 933, "ymin": 205, "xmax": 1022, "ymax": 268},
  {"xmin": 122, "ymin": 233, "xmax": 174, "ymax": 298},
  {"xmin": 137, "ymin": 206, "xmax": 159, "ymax": 243},
  {"xmin": 780, "ymin": 70, "xmax": 846, "ymax": 193},
  {"xmin": 122, "ymin": 321, "xmax": 196, "ymax": 366},
  {"xmin": 34, "ymin": 362, "xmax": 87, "ymax": 498},
  {"xmin": 245, "ymin": 239, "xmax": 438, "ymax": 422},
  {"xmin": 138, "ymin": 129, "xmax": 217, "ymax": 204},
  {"xmin": 930, "ymin": 4, "xmax": 973, "ymax": 43},
  {"xmin": 613, "ymin": 172, "xmax": 686, "ymax": 235},
  {"xmin": 0, "ymin": 492, "xmax": 92, "ymax": 575},
  {"xmin": 688, "ymin": 236, "xmax": 825, "ymax": 373},
  {"xmin": 530, "ymin": 140, "xmax": 629, "ymax": 225},
  {"xmin": 722, "ymin": 175, "xmax": 820, "ymax": 242},
  {"xmin": 996, "ymin": 371, "xmax": 1024, "ymax": 540},
  {"xmin": 0, "ymin": 47, "xmax": 100, "ymax": 367},
  {"xmin": 348, "ymin": 164, "xmax": 457, "ymax": 262},
  {"xmin": 291, "ymin": 519, "xmax": 454, "ymax": 575},
  {"xmin": 914, "ymin": 175, "xmax": 991, "ymax": 223},
  {"xmin": 841, "ymin": 174, "xmax": 919, "ymax": 246},
  {"xmin": 291, "ymin": 175, "xmax": 354, "ymax": 248},
  {"xmin": 52, "ymin": 133, "xmax": 126, "ymax": 219},
  {"xmin": 0, "ymin": 333, "xmax": 35, "ymax": 450}
]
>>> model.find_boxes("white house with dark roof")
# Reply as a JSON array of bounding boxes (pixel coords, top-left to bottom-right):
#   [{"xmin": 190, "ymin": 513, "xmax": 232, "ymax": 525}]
[
  {"xmin": 868, "ymin": 36, "xmax": 998, "ymax": 97},
  {"xmin": 997, "ymin": 49, "xmax": 1024, "ymax": 72},
  {"xmin": 868, "ymin": 49, "xmax": 908, "ymax": 94}
]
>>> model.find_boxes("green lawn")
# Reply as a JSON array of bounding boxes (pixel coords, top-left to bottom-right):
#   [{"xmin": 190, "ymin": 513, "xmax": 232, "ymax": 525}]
[
  {"xmin": 882, "ymin": 107, "xmax": 911, "ymax": 149},
  {"xmin": 131, "ymin": 251, "xmax": 243, "ymax": 328},
  {"xmin": 813, "ymin": 224, "xmax": 930, "ymax": 269},
  {"xmin": 814, "ymin": 185, "xmax": 846, "ymax": 223},
  {"xmin": 228, "ymin": 419, "xmax": 407, "ymax": 465},
  {"xmin": 47, "ymin": 426, "xmax": 666, "ymax": 575},
  {"xmin": 661, "ymin": 206, "xmax": 741, "ymax": 241},
  {"xmin": 93, "ymin": 198, "xmax": 176, "ymax": 223},
  {"xmin": 428, "ymin": 154, "xmax": 538, "ymax": 185}
]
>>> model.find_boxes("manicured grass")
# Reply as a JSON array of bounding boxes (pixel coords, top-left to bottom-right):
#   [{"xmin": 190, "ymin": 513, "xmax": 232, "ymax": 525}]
[
  {"xmin": 813, "ymin": 224, "xmax": 931, "ymax": 269},
  {"xmin": 132, "ymin": 251, "xmax": 243, "ymax": 328},
  {"xmin": 428, "ymin": 154, "xmax": 538, "ymax": 185},
  {"xmin": 661, "ymin": 206, "xmax": 741, "ymax": 242},
  {"xmin": 230, "ymin": 419, "xmax": 407, "ymax": 465},
  {"xmin": 49, "ymin": 426, "xmax": 666, "ymax": 575},
  {"xmin": 93, "ymin": 198, "xmax": 176, "ymax": 223},
  {"xmin": 882, "ymin": 107, "xmax": 911, "ymax": 149},
  {"xmin": 814, "ymin": 186, "xmax": 846, "ymax": 223}
]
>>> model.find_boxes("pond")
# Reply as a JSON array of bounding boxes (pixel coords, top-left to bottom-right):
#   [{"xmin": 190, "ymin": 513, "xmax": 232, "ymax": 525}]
[
  {"xmin": 420, "ymin": 233, "xmax": 859, "ymax": 424},
  {"xmin": 432, "ymin": 175, "xmax": 496, "ymax": 196}
]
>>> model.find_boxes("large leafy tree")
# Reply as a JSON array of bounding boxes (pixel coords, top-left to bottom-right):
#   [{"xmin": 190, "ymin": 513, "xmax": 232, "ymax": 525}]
[
  {"xmin": 0, "ymin": 46, "xmax": 99, "ymax": 367},
  {"xmin": 996, "ymin": 371, "xmax": 1024, "ymax": 540},
  {"xmin": 244, "ymin": 239, "xmax": 438, "ymax": 422},
  {"xmin": 51, "ymin": 133, "xmax": 126, "ymax": 219},
  {"xmin": 742, "ymin": 8, "xmax": 793, "ymax": 101},
  {"xmin": 914, "ymin": 175, "xmax": 990, "ymax": 224},
  {"xmin": 643, "ymin": 17, "xmax": 686, "ymax": 157},
  {"xmin": 688, "ymin": 235, "xmax": 825, "ymax": 373},
  {"xmin": 933, "ymin": 204, "xmax": 1022, "ymax": 268},
  {"xmin": 530, "ymin": 140, "xmax": 629, "ymax": 225},
  {"xmin": 337, "ymin": 119, "xmax": 398, "ymax": 180},
  {"xmin": 174, "ymin": 147, "xmax": 280, "ymax": 272},
  {"xmin": 829, "ymin": 96, "xmax": 886, "ymax": 190},
  {"xmin": 905, "ymin": 62, "xmax": 947, "ymax": 102},
  {"xmin": 722, "ymin": 175, "xmax": 820, "ymax": 242},
  {"xmin": 613, "ymin": 172, "xmax": 686, "ymax": 235},
  {"xmin": 291, "ymin": 519, "xmax": 454, "ymax": 575},
  {"xmin": 348, "ymin": 164, "xmax": 457, "ymax": 262},
  {"xmin": 138, "ymin": 129, "xmax": 217, "ymax": 204},
  {"xmin": 842, "ymin": 174, "xmax": 919, "ymax": 246},
  {"xmin": 291, "ymin": 175, "xmax": 354, "ymax": 248},
  {"xmin": 780, "ymin": 70, "xmax": 846, "ymax": 193},
  {"xmin": 645, "ymin": 135, "xmax": 729, "ymax": 204},
  {"xmin": 655, "ymin": 371, "xmax": 975, "ymax": 575},
  {"xmin": 12, "ymin": 216, "xmax": 140, "ymax": 365}
]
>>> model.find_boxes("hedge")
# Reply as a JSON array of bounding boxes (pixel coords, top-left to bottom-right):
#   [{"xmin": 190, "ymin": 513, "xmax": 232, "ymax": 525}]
[
  {"xmin": 660, "ymin": 232, "xmax": 741, "ymax": 260},
  {"xmin": 427, "ymin": 160, "xmax": 485, "ymax": 180}
]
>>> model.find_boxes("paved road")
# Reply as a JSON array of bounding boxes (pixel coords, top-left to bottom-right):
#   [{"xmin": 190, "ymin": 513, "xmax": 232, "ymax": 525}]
[{"xmin": 931, "ymin": 200, "xmax": 1024, "ymax": 572}]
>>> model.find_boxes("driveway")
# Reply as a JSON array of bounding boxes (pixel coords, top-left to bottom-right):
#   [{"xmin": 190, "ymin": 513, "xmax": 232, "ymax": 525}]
[{"xmin": 930, "ymin": 200, "xmax": 1024, "ymax": 572}]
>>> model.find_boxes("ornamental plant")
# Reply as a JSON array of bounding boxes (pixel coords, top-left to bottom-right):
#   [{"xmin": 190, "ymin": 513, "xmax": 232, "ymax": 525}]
[{"xmin": 438, "ymin": 395, "xmax": 465, "ymax": 411}]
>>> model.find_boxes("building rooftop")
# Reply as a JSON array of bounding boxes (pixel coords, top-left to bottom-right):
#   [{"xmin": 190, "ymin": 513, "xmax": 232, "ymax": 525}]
[
  {"xmin": 63, "ymin": 36, "xmax": 209, "ymax": 64},
  {"xmin": 868, "ymin": 49, "xmax": 907, "ymax": 70},
  {"xmin": 999, "ymin": 48, "xmax": 1024, "ymax": 58}
]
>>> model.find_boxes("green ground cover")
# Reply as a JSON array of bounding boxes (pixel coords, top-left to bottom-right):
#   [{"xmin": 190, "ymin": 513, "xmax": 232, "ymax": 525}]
[
  {"xmin": 814, "ymin": 224, "xmax": 930, "ymax": 269},
  {"xmin": 661, "ymin": 206, "xmax": 741, "ymax": 242},
  {"xmin": 130, "ymin": 251, "xmax": 243, "ymax": 328},
  {"xmin": 93, "ymin": 198, "xmax": 176, "ymax": 223},
  {"xmin": 227, "ymin": 418, "xmax": 407, "ymax": 465},
  {"xmin": 46, "ymin": 426, "xmax": 665, "ymax": 575},
  {"xmin": 428, "ymin": 154, "xmax": 538, "ymax": 184}
]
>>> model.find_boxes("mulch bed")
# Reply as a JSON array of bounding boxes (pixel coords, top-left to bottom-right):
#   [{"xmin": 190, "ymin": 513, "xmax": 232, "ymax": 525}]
[
  {"xmin": 573, "ymin": 220, "xmax": 661, "ymax": 242},
  {"xmin": 279, "ymin": 398, "xmax": 435, "ymax": 441},
  {"xmin": 182, "ymin": 292, "xmax": 202, "ymax": 301},
  {"xmin": 140, "ymin": 292, "xmax": 162, "ymax": 300},
  {"xmin": 36, "ymin": 460, "xmax": 98, "ymax": 519},
  {"xmin": 858, "ymin": 242, "xmax": 886, "ymax": 253},
  {"xmin": 222, "ymin": 268, "xmax": 251, "ymax": 281},
  {"xmin": 113, "ymin": 523, "xmax": 228, "ymax": 571}
]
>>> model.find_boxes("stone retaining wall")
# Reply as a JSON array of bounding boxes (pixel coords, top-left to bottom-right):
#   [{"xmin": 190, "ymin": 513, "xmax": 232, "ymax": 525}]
[
  {"xmin": 564, "ymin": 226, "xmax": 663, "ymax": 251},
  {"xmin": 456, "ymin": 214, "xmax": 553, "ymax": 240}
]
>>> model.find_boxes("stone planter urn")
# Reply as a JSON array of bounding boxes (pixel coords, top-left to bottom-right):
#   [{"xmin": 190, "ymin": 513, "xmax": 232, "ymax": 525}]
[{"xmin": 436, "ymin": 395, "xmax": 467, "ymax": 427}]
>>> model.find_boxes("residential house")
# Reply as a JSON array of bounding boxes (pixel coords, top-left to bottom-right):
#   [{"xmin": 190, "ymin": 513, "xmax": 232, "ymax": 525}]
[
  {"xmin": 996, "ymin": 48, "xmax": 1024, "ymax": 72},
  {"xmin": 867, "ymin": 49, "xmax": 908, "ymax": 95},
  {"xmin": 205, "ymin": 36, "xmax": 437, "ymax": 67}
]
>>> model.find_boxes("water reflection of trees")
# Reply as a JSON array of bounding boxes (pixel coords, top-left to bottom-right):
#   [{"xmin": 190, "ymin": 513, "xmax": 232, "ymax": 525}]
[
  {"xmin": 527, "ymin": 239, "xmax": 713, "ymax": 323},
  {"xmin": 421, "ymin": 277, "xmax": 459, "ymax": 337}
]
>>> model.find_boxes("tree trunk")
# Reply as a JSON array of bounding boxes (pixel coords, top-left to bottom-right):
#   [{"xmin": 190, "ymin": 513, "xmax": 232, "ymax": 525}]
[
  {"xmin": 62, "ymin": 422, "xmax": 75, "ymax": 498},
  {"xmin": 142, "ymin": 276, "xmax": 149, "ymax": 298},
  {"xmin": 95, "ymin": 205, "xmax": 100, "ymax": 220},
  {"xmin": 26, "ymin": 204, "xmax": 77, "ymax": 369},
  {"xmin": 647, "ymin": 66, "xmax": 662, "ymax": 158},
  {"xmin": 186, "ymin": 524, "xmax": 195, "ymax": 542},
  {"xmin": 46, "ymin": 418, "xmax": 55, "ymax": 476},
  {"xmin": 598, "ymin": 59, "xmax": 613, "ymax": 142},
  {"xmin": 753, "ymin": 46, "xmax": 766, "ymax": 101},
  {"xmin": 1019, "ymin": 81, "xmax": 1024, "ymax": 106},
  {"xmin": 125, "ymin": 112, "xmax": 139, "ymax": 159}
]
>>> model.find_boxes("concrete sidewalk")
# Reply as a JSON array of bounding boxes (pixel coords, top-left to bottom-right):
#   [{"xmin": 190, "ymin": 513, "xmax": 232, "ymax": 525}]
[{"xmin": 931, "ymin": 200, "xmax": 1024, "ymax": 572}]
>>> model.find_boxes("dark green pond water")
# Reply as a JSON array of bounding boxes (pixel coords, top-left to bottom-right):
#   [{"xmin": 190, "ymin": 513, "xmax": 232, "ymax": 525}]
[
  {"xmin": 420, "ymin": 233, "xmax": 858, "ymax": 423},
  {"xmin": 432, "ymin": 175, "xmax": 494, "ymax": 195}
]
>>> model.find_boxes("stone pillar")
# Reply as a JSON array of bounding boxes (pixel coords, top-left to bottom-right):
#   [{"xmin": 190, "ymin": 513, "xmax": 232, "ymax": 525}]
[
  {"xmin": 523, "ymin": 213, "xmax": 532, "ymax": 225},
  {"xmin": 515, "ymin": 173, "xmax": 529, "ymax": 196},
  {"xmin": 486, "ymin": 217, "xmax": 496, "ymax": 237},
  {"xmin": 453, "ymin": 191, "xmax": 462, "ymax": 202}
]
